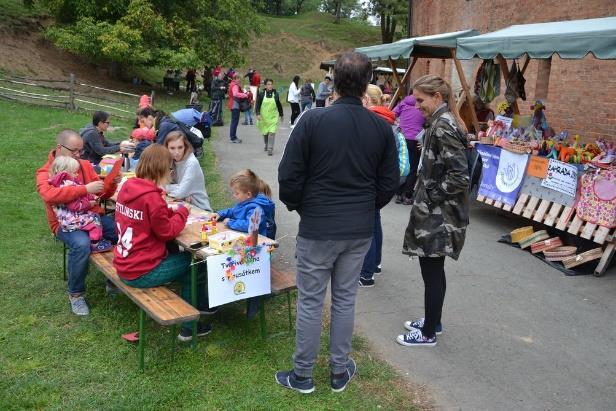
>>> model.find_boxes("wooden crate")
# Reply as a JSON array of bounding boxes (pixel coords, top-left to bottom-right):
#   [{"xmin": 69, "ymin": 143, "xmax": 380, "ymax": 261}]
[{"xmin": 476, "ymin": 194, "xmax": 615, "ymax": 276}]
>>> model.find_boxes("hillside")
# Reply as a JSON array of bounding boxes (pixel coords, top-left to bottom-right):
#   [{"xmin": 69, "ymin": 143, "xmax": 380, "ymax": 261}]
[
  {"xmin": 241, "ymin": 12, "xmax": 381, "ymax": 84},
  {"xmin": 0, "ymin": 4, "xmax": 381, "ymax": 88}
]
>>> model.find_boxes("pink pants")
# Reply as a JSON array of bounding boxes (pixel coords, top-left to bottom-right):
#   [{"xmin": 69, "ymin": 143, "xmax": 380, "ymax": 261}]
[{"xmin": 82, "ymin": 223, "xmax": 102, "ymax": 241}]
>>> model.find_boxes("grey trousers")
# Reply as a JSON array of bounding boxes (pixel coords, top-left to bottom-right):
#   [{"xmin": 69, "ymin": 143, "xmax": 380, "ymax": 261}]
[
  {"xmin": 293, "ymin": 235, "xmax": 372, "ymax": 377},
  {"xmin": 263, "ymin": 133, "xmax": 275, "ymax": 153}
]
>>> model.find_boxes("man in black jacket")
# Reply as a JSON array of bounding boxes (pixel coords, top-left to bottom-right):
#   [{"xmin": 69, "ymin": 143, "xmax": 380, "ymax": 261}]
[{"xmin": 275, "ymin": 52, "xmax": 399, "ymax": 394}]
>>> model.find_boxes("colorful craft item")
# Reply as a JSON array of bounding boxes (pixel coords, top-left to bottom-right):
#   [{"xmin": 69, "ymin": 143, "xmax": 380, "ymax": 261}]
[
  {"xmin": 510, "ymin": 226, "xmax": 534, "ymax": 243},
  {"xmin": 519, "ymin": 230, "xmax": 550, "ymax": 249},
  {"xmin": 543, "ymin": 246, "xmax": 577, "ymax": 262},
  {"xmin": 530, "ymin": 237, "xmax": 563, "ymax": 254},
  {"xmin": 562, "ymin": 248, "xmax": 603, "ymax": 269}
]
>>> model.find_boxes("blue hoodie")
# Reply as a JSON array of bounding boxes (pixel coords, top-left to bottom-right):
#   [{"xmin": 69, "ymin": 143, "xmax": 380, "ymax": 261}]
[{"xmin": 217, "ymin": 193, "xmax": 276, "ymax": 239}]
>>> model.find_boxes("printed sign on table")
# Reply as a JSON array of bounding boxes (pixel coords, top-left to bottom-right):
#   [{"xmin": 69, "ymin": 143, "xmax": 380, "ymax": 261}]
[
  {"xmin": 495, "ymin": 115, "xmax": 513, "ymax": 131},
  {"xmin": 541, "ymin": 159, "xmax": 578, "ymax": 198},
  {"xmin": 476, "ymin": 144, "xmax": 529, "ymax": 205},
  {"xmin": 527, "ymin": 156, "xmax": 549, "ymax": 178},
  {"xmin": 207, "ymin": 247, "xmax": 271, "ymax": 308}
]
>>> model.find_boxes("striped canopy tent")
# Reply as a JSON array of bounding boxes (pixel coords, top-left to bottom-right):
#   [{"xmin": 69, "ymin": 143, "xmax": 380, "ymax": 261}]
[
  {"xmin": 456, "ymin": 16, "xmax": 616, "ymax": 60},
  {"xmin": 456, "ymin": 16, "xmax": 616, "ymax": 115},
  {"xmin": 353, "ymin": 29, "xmax": 481, "ymax": 130}
]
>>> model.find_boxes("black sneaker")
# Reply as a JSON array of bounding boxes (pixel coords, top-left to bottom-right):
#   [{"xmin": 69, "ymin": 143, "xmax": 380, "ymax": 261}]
[
  {"xmin": 199, "ymin": 307, "xmax": 219, "ymax": 315},
  {"xmin": 358, "ymin": 277, "xmax": 375, "ymax": 288},
  {"xmin": 230, "ymin": 138, "xmax": 243, "ymax": 144},
  {"xmin": 177, "ymin": 323, "xmax": 213, "ymax": 342},
  {"xmin": 375, "ymin": 264, "xmax": 382, "ymax": 274},
  {"xmin": 331, "ymin": 358, "xmax": 357, "ymax": 392},
  {"xmin": 275, "ymin": 370, "xmax": 315, "ymax": 394},
  {"xmin": 394, "ymin": 194, "xmax": 403, "ymax": 204}
]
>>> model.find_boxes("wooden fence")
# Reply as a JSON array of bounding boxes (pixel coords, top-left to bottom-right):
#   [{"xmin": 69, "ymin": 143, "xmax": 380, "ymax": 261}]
[{"xmin": 0, "ymin": 73, "xmax": 154, "ymax": 120}]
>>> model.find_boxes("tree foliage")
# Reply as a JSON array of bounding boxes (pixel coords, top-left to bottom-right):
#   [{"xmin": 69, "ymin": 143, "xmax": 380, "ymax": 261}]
[
  {"xmin": 366, "ymin": 0, "xmax": 407, "ymax": 43},
  {"xmin": 252, "ymin": 0, "xmax": 321, "ymax": 16},
  {"xmin": 39, "ymin": 0, "xmax": 260, "ymax": 71}
]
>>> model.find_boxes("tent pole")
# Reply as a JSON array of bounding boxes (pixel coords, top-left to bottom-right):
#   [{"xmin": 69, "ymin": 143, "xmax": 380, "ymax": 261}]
[
  {"xmin": 520, "ymin": 54, "xmax": 530, "ymax": 75},
  {"xmin": 497, "ymin": 54, "xmax": 520, "ymax": 114},
  {"xmin": 451, "ymin": 49, "xmax": 480, "ymax": 134},
  {"xmin": 388, "ymin": 58, "xmax": 405, "ymax": 96},
  {"xmin": 389, "ymin": 56, "xmax": 417, "ymax": 109}
]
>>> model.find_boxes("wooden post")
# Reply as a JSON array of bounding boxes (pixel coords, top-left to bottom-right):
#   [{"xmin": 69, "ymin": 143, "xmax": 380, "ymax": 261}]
[
  {"xmin": 497, "ymin": 55, "xmax": 520, "ymax": 114},
  {"xmin": 68, "ymin": 73, "xmax": 75, "ymax": 110},
  {"xmin": 451, "ymin": 49, "xmax": 480, "ymax": 133},
  {"xmin": 388, "ymin": 57, "xmax": 405, "ymax": 97},
  {"xmin": 520, "ymin": 54, "xmax": 530, "ymax": 75},
  {"xmin": 389, "ymin": 56, "xmax": 417, "ymax": 109}
]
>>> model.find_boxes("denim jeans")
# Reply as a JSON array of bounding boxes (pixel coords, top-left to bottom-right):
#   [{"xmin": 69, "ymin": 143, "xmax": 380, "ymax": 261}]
[
  {"xmin": 56, "ymin": 214, "xmax": 117, "ymax": 295},
  {"xmin": 230, "ymin": 108, "xmax": 240, "ymax": 140},
  {"xmin": 124, "ymin": 251, "xmax": 208, "ymax": 328},
  {"xmin": 244, "ymin": 109, "xmax": 253, "ymax": 123},
  {"xmin": 301, "ymin": 101, "xmax": 312, "ymax": 112},
  {"xmin": 359, "ymin": 210, "xmax": 382, "ymax": 281}
]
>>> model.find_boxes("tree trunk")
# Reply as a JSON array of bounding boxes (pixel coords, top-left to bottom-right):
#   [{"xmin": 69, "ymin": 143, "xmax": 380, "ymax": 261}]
[
  {"xmin": 380, "ymin": 12, "xmax": 397, "ymax": 43},
  {"xmin": 334, "ymin": 1, "xmax": 341, "ymax": 24}
]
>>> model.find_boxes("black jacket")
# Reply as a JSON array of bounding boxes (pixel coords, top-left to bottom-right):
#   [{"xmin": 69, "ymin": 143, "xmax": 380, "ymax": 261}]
[
  {"xmin": 79, "ymin": 124, "xmax": 120, "ymax": 164},
  {"xmin": 278, "ymin": 96, "xmax": 399, "ymax": 240},
  {"xmin": 255, "ymin": 89, "xmax": 283, "ymax": 117}
]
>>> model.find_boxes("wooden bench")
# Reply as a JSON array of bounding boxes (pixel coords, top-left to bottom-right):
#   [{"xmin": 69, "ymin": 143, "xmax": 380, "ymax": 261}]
[
  {"xmin": 89, "ymin": 251, "xmax": 200, "ymax": 370},
  {"xmin": 477, "ymin": 194, "xmax": 615, "ymax": 276}
]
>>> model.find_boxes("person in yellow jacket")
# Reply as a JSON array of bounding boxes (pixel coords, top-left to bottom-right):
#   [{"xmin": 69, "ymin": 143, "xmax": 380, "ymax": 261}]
[{"xmin": 256, "ymin": 78, "xmax": 284, "ymax": 156}]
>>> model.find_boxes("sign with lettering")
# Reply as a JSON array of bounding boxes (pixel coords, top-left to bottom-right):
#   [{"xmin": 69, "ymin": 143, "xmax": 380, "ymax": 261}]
[
  {"xmin": 206, "ymin": 246, "xmax": 271, "ymax": 308},
  {"xmin": 476, "ymin": 144, "xmax": 528, "ymax": 205},
  {"xmin": 541, "ymin": 159, "xmax": 578, "ymax": 197},
  {"xmin": 527, "ymin": 155, "xmax": 549, "ymax": 178}
]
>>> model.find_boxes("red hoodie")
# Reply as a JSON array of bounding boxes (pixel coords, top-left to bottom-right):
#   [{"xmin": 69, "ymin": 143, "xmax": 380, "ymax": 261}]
[
  {"xmin": 369, "ymin": 105, "xmax": 396, "ymax": 125},
  {"xmin": 113, "ymin": 177, "xmax": 189, "ymax": 281},
  {"xmin": 36, "ymin": 150, "xmax": 115, "ymax": 234}
]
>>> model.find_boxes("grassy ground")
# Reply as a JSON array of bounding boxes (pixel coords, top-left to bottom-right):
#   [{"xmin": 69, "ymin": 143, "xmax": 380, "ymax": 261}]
[{"xmin": 0, "ymin": 98, "xmax": 418, "ymax": 410}]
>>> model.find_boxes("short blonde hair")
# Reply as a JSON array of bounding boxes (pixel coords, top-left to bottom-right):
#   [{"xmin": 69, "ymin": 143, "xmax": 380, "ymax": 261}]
[
  {"xmin": 136, "ymin": 144, "xmax": 173, "ymax": 185},
  {"xmin": 50, "ymin": 156, "xmax": 80, "ymax": 177},
  {"xmin": 365, "ymin": 84, "xmax": 383, "ymax": 106}
]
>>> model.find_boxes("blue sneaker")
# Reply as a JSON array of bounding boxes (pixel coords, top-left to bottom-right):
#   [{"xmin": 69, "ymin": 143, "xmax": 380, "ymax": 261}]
[
  {"xmin": 404, "ymin": 317, "xmax": 442, "ymax": 335},
  {"xmin": 331, "ymin": 358, "xmax": 357, "ymax": 392},
  {"xmin": 396, "ymin": 328, "xmax": 437, "ymax": 347},
  {"xmin": 275, "ymin": 370, "xmax": 315, "ymax": 394}
]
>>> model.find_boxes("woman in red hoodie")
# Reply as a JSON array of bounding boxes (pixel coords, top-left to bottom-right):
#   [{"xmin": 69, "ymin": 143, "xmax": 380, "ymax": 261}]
[
  {"xmin": 357, "ymin": 84, "xmax": 396, "ymax": 288},
  {"xmin": 113, "ymin": 144, "xmax": 212, "ymax": 341}
]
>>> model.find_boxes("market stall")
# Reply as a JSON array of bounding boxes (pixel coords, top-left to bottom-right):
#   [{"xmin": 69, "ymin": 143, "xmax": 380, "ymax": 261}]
[
  {"xmin": 353, "ymin": 29, "xmax": 481, "ymax": 132},
  {"xmin": 456, "ymin": 16, "xmax": 616, "ymax": 276}
]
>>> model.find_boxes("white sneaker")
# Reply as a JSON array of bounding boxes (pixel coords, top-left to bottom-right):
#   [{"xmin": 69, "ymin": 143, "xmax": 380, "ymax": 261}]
[{"xmin": 69, "ymin": 295, "xmax": 90, "ymax": 316}]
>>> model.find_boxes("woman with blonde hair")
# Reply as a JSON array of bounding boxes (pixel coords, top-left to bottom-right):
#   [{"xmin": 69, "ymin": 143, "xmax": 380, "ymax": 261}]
[
  {"xmin": 164, "ymin": 130, "xmax": 212, "ymax": 211},
  {"xmin": 357, "ymin": 84, "xmax": 395, "ymax": 288},
  {"xmin": 113, "ymin": 144, "xmax": 213, "ymax": 342},
  {"xmin": 398, "ymin": 74, "xmax": 469, "ymax": 347}
]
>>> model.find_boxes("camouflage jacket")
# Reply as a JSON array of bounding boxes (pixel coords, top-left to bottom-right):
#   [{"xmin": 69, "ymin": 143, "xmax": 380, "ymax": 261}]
[{"xmin": 402, "ymin": 105, "xmax": 470, "ymax": 260}]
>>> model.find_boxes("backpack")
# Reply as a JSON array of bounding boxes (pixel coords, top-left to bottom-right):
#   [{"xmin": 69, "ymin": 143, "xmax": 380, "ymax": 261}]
[
  {"xmin": 235, "ymin": 97, "xmax": 251, "ymax": 112},
  {"xmin": 393, "ymin": 126, "xmax": 411, "ymax": 177}
]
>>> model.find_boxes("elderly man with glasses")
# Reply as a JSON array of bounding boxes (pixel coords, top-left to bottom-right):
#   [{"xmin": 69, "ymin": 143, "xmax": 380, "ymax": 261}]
[
  {"xmin": 36, "ymin": 129, "xmax": 119, "ymax": 315},
  {"xmin": 80, "ymin": 111, "xmax": 124, "ymax": 167}
]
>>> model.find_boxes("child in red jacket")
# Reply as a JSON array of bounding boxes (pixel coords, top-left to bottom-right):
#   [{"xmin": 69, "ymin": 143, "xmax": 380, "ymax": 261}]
[
  {"xmin": 242, "ymin": 87, "xmax": 254, "ymax": 125},
  {"xmin": 113, "ymin": 144, "xmax": 212, "ymax": 341},
  {"xmin": 48, "ymin": 156, "xmax": 113, "ymax": 253}
]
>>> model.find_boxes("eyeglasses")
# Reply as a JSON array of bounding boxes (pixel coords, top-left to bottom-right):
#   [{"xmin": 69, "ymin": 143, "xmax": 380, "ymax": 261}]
[{"xmin": 61, "ymin": 144, "xmax": 81, "ymax": 154}]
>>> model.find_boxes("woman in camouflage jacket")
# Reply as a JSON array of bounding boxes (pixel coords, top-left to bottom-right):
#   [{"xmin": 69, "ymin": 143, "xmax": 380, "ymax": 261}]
[{"xmin": 398, "ymin": 75, "xmax": 470, "ymax": 347}]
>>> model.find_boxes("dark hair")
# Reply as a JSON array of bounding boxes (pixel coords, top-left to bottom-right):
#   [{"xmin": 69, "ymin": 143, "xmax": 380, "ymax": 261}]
[
  {"xmin": 263, "ymin": 78, "xmax": 273, "ymax": 85},
  {"xmin": 138, "ymin": 107, "xmax": 154, "ymax": 118},
  {"xmin": 92, "ymin": 111, "xmax": 109, "ymax": 126},
  {"xmin": 292, "ymin": 75, "xmax": 300, "ymax": 86},
  {"xmin": 333, "ymin": 52, "xmax": 372, "ymax": 98}
]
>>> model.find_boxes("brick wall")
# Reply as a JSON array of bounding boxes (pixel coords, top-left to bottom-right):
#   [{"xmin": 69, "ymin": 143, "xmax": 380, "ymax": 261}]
[{"xmin": 410, "ymin": 0, "xmax": 616, "ymax": 142}]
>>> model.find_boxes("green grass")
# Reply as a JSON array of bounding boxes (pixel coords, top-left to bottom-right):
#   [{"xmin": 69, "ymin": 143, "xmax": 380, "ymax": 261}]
[
  {"xmin": 0, "ymin": 0, "xmax": 48, "ymax": 28},
  {"xmin": 0, "ymin": 99, "xmax": 418, "ymax": 410}
]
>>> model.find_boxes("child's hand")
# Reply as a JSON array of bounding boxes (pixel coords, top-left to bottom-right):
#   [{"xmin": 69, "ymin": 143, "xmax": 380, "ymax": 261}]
[{"xmin": 211, "ymin": 213, "xmax": 220, "ymax": 221}]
